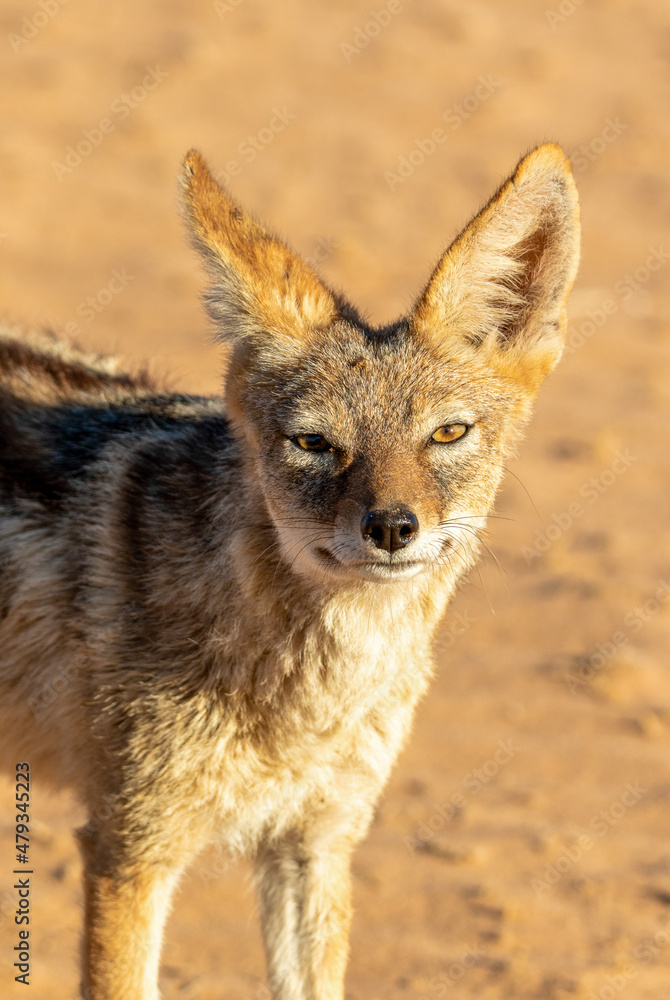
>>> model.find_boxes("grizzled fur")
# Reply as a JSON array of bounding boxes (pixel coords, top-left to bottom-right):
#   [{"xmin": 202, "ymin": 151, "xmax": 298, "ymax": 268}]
[{"xmin": 0, "ymin": 144, "xmax": 579, "ymax": 1000}]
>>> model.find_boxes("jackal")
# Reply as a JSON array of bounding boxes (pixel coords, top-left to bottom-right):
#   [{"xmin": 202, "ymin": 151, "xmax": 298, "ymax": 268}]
[{"xmin": 0, "ymin": 143, "xmax": 579, "ymax": 999}]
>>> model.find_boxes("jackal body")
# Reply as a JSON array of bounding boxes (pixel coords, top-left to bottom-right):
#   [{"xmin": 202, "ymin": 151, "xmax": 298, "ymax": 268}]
[{"xmin": 0, "ymin": 144, "xmax": 579, "ymax": 999}]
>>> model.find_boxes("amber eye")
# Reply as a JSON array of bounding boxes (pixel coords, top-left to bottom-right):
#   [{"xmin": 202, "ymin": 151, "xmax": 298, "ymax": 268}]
[
  {"xmin": 432, "ymin": 423, "xmax": 468, "ymax": 444},
  {"xmin": 295, "ymin": 434, "xmax": 333, "ymax": 452}
]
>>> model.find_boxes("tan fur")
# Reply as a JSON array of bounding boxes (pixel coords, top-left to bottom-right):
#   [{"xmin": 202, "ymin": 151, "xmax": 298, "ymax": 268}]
[{"xmin": 0, "ymin": 144, "xmax": 579, "ymax": 999}]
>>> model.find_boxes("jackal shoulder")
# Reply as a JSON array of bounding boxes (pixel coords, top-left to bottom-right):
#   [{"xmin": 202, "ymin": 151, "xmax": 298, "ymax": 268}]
[{"xmin": 0, "ymin": 325, "xmax": 233, "ymax": 511}]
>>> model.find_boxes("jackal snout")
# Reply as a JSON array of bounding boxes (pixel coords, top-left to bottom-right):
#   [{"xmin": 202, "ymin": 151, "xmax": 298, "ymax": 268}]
[{"xmin": 361, "ymin": 507, "xmax": 419, "ymax": 554}]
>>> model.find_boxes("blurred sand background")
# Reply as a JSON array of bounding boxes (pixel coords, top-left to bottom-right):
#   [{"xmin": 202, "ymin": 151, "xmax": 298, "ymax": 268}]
[{"xmin": 1, "ymin": 1, "xmax": 670, "ymax": 997}]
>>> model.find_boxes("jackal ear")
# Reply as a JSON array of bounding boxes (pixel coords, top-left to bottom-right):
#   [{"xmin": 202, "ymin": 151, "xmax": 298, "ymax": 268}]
[
  {"xmin": 411, "ymin": 143, "xmax": 580, "ymax": 389},
  {"xmin": 180, "ymin": 150, "xmax": 339, "ymax": 347}
]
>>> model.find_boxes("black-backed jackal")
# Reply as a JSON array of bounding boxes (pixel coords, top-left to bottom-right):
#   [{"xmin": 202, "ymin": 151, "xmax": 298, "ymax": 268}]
[{"xmin": 0, "ymin": 144, "xmax": 579, "ymax": 999}]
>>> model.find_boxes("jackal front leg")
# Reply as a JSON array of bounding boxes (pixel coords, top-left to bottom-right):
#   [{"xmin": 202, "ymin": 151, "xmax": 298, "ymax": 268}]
[
  {"xmin": 77, "ymin": 822, "xmax": 191, "ymax": 1000},
  {"xmin": 253, "ymin": 830, "xmax": 356, "ymax": 1000}
]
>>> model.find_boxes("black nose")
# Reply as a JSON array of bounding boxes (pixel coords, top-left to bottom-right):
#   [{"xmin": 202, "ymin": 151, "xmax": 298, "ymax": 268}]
[{"xmin": 361, "ymin": 508, "xmax": 419, "ymax": 554}]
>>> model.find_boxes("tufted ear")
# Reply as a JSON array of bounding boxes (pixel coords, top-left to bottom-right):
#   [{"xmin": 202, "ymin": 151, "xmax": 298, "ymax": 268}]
[
  {"xmin": 180, "ymin": 150, "xmax": 340, "ymax": 349},
  {"xmin": 410, "ymin": 143, "xmax": 580, "ymax": 390}
]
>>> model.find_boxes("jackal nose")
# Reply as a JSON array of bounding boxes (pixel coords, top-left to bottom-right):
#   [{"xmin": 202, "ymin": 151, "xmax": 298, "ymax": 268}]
[{"xmin": 361, "ymin": 508, "xmax": 419, "ymax": 554}]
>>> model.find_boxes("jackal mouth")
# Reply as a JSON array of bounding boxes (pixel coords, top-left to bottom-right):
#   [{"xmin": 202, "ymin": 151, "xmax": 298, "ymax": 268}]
[{"xmin": 315, "ymin": 547, "xmax": 427, "ymax": 581}]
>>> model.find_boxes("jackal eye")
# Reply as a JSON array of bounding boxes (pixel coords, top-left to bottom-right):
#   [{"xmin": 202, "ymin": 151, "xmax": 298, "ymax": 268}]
[
  {"xmin": 432, "ymin": 423, "xmax": 468, "ymax": 444},
  {"xmin": 294, "ymin": 434, "xmax": 333, "ymax": 452}
]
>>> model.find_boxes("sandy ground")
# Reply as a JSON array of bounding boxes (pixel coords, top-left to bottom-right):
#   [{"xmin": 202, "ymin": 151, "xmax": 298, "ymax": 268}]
[{"xmin": 1, "ymin": 1, "xmax": 670, "ymax": 997}]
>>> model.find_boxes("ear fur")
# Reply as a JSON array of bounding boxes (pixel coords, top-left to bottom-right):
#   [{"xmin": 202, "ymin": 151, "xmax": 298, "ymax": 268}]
[
  {"xmin": 180, "ymin": 150, "xmax": 339, "ymax": 348},
  {"xmin": 411, "ymin": 143, "xmax": 580, "ymax": 388}
]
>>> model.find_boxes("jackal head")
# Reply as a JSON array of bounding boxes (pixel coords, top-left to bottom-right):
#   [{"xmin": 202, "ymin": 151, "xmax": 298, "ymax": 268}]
[{"xmin": 181, "ymin": 145, "xmax": 579, "ymax": 586}]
